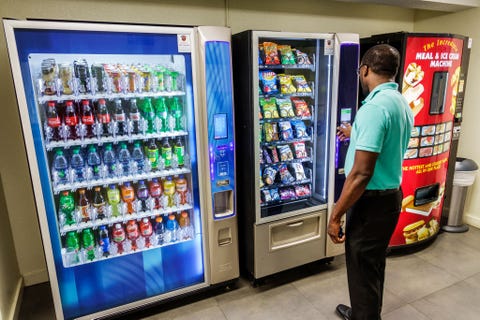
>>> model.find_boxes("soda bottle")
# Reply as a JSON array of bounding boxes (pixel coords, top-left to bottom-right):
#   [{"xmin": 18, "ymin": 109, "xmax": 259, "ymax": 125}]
[
  {"xmin": 112, "ymin": 223, "xmax": 126, "ymax": 254},
  {"xmin": 154, "ymin": 215, "xmax": 165, "ymax": 245},
  {"xmin": 149, "ymin": 178, "xmax": 162, "ymax": 209},
  {"xmin": 97, "ymin": 98, "xmax": 111, "ymax": 137},
  {"xmin": 169, "ymin": 97, "xmax": 183, "ymax": 131},
  {"xmin": 175, "ymin": 175, "xmax": 188, "ymax": 206},
  {"xmin": 103, "ymin": 143, "xmax": 117, "ymax": 178},
  {"xmin": 70, "ymin": 147, "xmax": 85, "ymax": 182},
  {"xmin": 146, "ymin": 139, "xmax": 159, "ymax": 171},
  {"xmin": 74, "ymin": 59, "xmax": 90, "ymax": 93},
  {"xmin": 178, "ymin": 211, "xmax": 193, "ymax": 240},
  {"xmin": 139, "ymin": 217, "xmax": 153, "ymax": 248},
  {"xmin": 80, "ymin": 100, "xmax": 95, "ymax": 138},
  {"xmin": 154, "ymin": 97, "xmax": 168, "ymax": 132},
  {"xmin": 170, "ymin": 71, "xmax": 179, "ymax": 91},
  {"xmin": 128, "ymin": 98, "xmax": 141, "ymax": 135},
  {"xmin": 165, "ymin": 213, "xmax": 179, "ymax": 243},
  {"xmin": 136, "ymin": 180, "xmax": 149, "ymax": 212},
  {"xmin": 120, "ymin": 182, "xmax": 135, "ymax": 214},
  {"xmin": 87, "ymin": 145, "xmax": 101, "ymax": 180},
  {"xmin": 82, "ymin": 228, "xmax": 96, "ymax": 261},
  {"xmin": 46, "ymin": 101, "xmax": 61, "ymax": 141},
  {"xmin": 52, "ymin": 149, "xmax": 69, "ymax": 184},
  {"xmin": 126, "ymin": 220, "xmax": 139, "ymax": 250},
  {"xmin": 77, "ymin": 188, "xmax": 90, "ymax": 222},
  {"xmin": 64, "ymin": 101, "xmax": 78, "ymax": 139},
  {"xmin": 131, "ymin": 141, "xmax": 145, "ymax": 174},
  {"xmin": 163, "ymin": 176, "xmax": 175, "ymax": 207},
  {"xmin": 107, "ymin": 184, "xmax": 121, "ymax": 217},
  {"xmin": 98, "ymin": 225, "xmax": 110, "ymax": 257},
  {"xmin": 59, "ymin": 190, "xmax": 75, "ymax": 226},
  {"xmin": 92, "ymin": 186, "xmax": 106, "ymax": 220},
  {"xmin": 142, "ymin": 98, "xmax": 155, "ymax": 133},
  {"xmin": 161, "ymin": 138, "xmax": 172, "ymax": 169},
  {"xmin": 65, "ymin": 231, "xmax": 80, "ymax": 265},
  {"xmin": 114, "ymin": 99, "xmax": 126, "ymax": 136},
  {"xmin": 118, "ymin": 142, "xmax": 131, "ymax": 175},
  {"xmin": 173, "ymin": 137, "xmax": 185, "ymax": 168}
]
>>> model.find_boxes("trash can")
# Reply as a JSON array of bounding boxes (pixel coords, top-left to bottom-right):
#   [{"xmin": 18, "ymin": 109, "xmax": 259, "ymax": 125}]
[{"xmin": 442, "ymin": 157, "xmax": 478, "ymax": 233}]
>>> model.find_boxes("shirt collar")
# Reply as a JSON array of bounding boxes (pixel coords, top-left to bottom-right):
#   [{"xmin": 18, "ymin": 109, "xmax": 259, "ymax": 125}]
[{"xmin": 362, "ymin": 82, "xmax": 399, "ymax": 105}]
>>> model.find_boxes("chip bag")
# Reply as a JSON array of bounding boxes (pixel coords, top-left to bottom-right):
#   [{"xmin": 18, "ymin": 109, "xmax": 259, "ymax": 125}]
[
  {"xmin": 291, "ymin": 97, "xmax": 311, "ymax": 117},
  {"xmin": 278, "ymin": 74, "xmax": 297, "ymax": 95},
  {"xmin": 279, "ymin": 121, "xmax": 294, "ymax": 141},
  {"xmin": 264, "ymin": 122, "xmax": 279, "ymax": 142},
  {"xmin": 294, "ymin": 49, "xmax": 312, "ymax": 65},
  {"xmin": 292, "ymin": 75, "xmax": 312, "ymax": 93},
  {"xmin": 263, "ymin": 166, "xmax": 278, "ymax": 185},
  {"xmin": 278, "ymin": 144, "xmax": 294, "ymax": 161},
  {"xmin": 267, "ymin": 146, "xmax": 280, "ymax": 163},
  {"xmin": 279, "ymin": 164, "xmax": 295, "ymax": 184},
  {"xmin": 270, "ymin": 188, "xmax": 281, "ymax": 201},
  {"xmin": 263, "ymin": 42, "xmax": 280, "ymax": 65},
  {"xmin": 291, "ymin": 120, "xmax": 308, "ymax": 138},
  {"xmin": 280, "ymin": 187, "xmax": 296, "ymax": 200},
  {"xmin": 259, "ymin": 70, "xmax": 279, "ymax": 94},
  {"xmin": 295, "ymin": 185, "xmax": 311, "ymax": 197},
  {"xmin": 277, "ymin": 98, "xmax": 295, "ymax": 118},
  {"xmin": 260, "ymin": 97, "xmax": 279, "ymax": 118},
  {"xmin": 278, "ymin": 45, "xmax": 296, "ymax": 65},
  {"xmin": 291, "ymin": 163, "xmax": 307, "ymax": 181},
  {"xmin": 293, "ymin": 142, "xmax": 308, "ymax": 159}
]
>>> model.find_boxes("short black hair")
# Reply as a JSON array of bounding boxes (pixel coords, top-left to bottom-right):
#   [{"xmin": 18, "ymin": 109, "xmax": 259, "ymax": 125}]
[{"xmin": 361, "ymin": 44, "xmax": 400, "ymax": 78}]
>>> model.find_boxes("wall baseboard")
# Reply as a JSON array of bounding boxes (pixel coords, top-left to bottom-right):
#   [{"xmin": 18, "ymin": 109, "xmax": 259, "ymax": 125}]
[
  {"xmin": 22, "ymin": 269, "xmax": 48, "ymax": 287},
  {"xmin": 464, "ymin": 213, "xmax": 480, "ymax": 229},
  {"xmin": 9, "ymin": 277, "xmax": 23, "ymax": 320}
]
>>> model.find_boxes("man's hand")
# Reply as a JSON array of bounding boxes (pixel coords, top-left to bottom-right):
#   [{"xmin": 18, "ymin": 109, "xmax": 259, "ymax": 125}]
[
  {"xmin": 336, "ymin": 122, "xmax": 351, "ymax": 141},
  {"xmin": 328, "ymin": 218, "xmax": 346, "ymax": 244}
]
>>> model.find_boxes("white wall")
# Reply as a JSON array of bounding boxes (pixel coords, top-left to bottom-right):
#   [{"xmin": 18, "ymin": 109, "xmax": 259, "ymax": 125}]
[
  {"xmin": 415, "ymin": 8, "xmax": 480, "ymax": 228},
  {"xmin": 0, "ymin": 0, "xmax": 415, "ymax": 287}
]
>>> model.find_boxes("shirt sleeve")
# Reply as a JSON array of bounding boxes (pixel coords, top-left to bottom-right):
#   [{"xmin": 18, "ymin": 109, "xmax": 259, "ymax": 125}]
[{"xmin": 354, "ymin": 104, "xmax": 386, "ymax": 153}]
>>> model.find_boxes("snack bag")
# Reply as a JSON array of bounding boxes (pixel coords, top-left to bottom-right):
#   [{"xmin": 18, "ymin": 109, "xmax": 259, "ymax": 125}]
[
  {"xmin": 259, "ymin": 70, "xmax": 279, "ymax": 94},
  {"xmin": 264, "ymin": 122, "xmax": 279, "ymax": 142},
  {"xmin": 279, "ymin": 164, "xmax": 295, "ymax": 184},
  {"xmin": 294, "ymin": 49, "xmax": 311, "ymax": 65},
  {"xmin": 277, "ymin": 98, "xmax": 295, "ymax": 118},
  {"xmin": 267, "ymin": 146, "xmax": 280, "ymax": 163},
  {"xmin": 278, "ymin": 144, "xmax": 294, "ymax": 161},
  {"xmin": 280, "ymin": 187, "xmax": 296, "ymax": 200},
  {"xmin": 263, "ymin": 166, "xmax": 278, "ymax": 185},
  {"xmin": 259, "ymin": 45, "xmax": 265, "ymax": 65},
  {"xmin": 277, "ymin": 74, "xmax": 296, "ymax": 95},
  {"xmin": 260, "ymin": 97, "xmax": 279, "ymax": 118},
  {"xmin": 295, "ymin": 185, "xmax": 311, "ymax": 197},
  {"xmin": 262, "ymin": 147, "xmax": 273, "ymax": 164},
  {"xmin": 291, "ymin": 97, "xmax": 311, "ymax": 117},
  {"xmin": 262, "ymin": 189, "xmax": 272, "ymax": 202},
  {"xmin": 291, "ymin": 120, "xmax": 308, "ymax": 138},
  {"xmin": 293, "ymin": 142, "xmax": 308, "ymax": 159},
  {"xmin": 270, "ymin": 188, "xmax": 281, "ymax": 201},
  {"xmin": 259, "ymin": 176, "xmax": 264, "ymax": 189},
  {"xmin": 292, "ymin": 75, "xmax": 312, "ymax": 93},
  {"xmin": 291, "ymin": 163, "xmax": 307, "ymax": 181},
  {"xmin": 263, "ymin": 42, "xmax": 281, "ymax": 65},
  {"xmin": 278, "ymin": 45, "xmax": 296, "ymax": 65},
  {"xmin": 279, "ymin": 121, "xmax": 294, "ymax": 141}
]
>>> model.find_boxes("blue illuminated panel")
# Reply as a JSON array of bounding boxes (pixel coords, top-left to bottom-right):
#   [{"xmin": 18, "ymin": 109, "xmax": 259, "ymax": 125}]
[{"xmin": 205, "ymin": 41, "xmax": 235, "ymax": 219}]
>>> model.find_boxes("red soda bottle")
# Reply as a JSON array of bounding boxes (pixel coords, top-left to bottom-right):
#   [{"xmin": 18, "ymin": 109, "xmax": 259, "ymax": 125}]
[
  {"xmin": 46, "ymin": 101, "xmax": 61, "ymax": 141},
  {"xmin": 64, "ymin": 101, "xmax": 78, "ymax": 139},
  {"xmin": 148, "ymin": 178, "xmax": 162, "ymax": 209},
  {"xmin": 80, "ymin": 99, "xmax": 95, "ymax": 138},
  {"xmin": 139, "ymin": 217, "xmax": 153, "ymax": 248},
  {"xmin": 97, "ymin": 98, "xmax": 111, "ymax": 137},
  {"xmin": 126, "ymin": 220, "xmax": 139, "ymax": 250},
  {"xmin": 112, "ymin": 223, "xmax": 126, "ymax": 254}
]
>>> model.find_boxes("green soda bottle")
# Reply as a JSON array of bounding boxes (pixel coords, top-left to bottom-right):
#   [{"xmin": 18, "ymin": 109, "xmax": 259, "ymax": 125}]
[
  {"xmin": 65, "ymin": 231, "xmax": 80, "ymax": 264},
  {"xmin": 142, "ymin": 97, "xmax": 155, "ymax": 133},
  {"xmin": 161, "ymin": 138, "xmax": 172, "ymax": 169},
  {"xmin": 154, "ymin": 97, "xmax": 168, "ymax": 132},
  {"xmin": 59, "ymin": 190, "xmax": 75, "ymax": 225},
  {"xmin": 107, "ymin": 184, "xmax": 121, "ymax": 217},
  {"xmin": 170, "ymin": 71, "xmax": 179, "ymax": 91},
  {"xmin": 169, "ymin": 97, "xmax": 183, "ymax": 131},
  {"xmin": 173, "ymin": 137, "xmax": 185, "ymax": 167},
  {"xmin": 82, "ymin": 228, "xmax": 96, "ymax": 261},
  {"xmin": 147, "ymin": 139, "xmax": 159, "ymax": 171}
]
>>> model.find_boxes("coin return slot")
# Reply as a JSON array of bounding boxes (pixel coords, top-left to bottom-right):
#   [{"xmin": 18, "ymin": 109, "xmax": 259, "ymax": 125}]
[{"xmin": 214, "ymin": 190, "xmax": 234, "ymax": 219}]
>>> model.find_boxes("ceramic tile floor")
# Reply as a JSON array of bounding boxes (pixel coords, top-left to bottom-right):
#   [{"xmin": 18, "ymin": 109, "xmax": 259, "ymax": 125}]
[{"xmin": 19, "ymin": 226, "xmax": 480, "ymax": 320}]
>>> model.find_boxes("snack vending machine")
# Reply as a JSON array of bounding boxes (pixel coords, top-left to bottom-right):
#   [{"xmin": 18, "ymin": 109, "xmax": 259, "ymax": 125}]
[
  {"xmin": 361, "ymin": 32, "xmax": 471, "ymax": 248},
  {"xmin": 232, "ymin": 30, "xmax": 359, "ymax": 280},
  {"xmin": 4, "ymin": 20, "xmax": 238, "ymax": 319}
]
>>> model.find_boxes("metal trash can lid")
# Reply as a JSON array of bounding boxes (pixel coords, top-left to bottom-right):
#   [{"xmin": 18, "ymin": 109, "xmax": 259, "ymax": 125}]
[{"xmin": 456, "ymin": 158, "xmax": 479, "ymax": 171}]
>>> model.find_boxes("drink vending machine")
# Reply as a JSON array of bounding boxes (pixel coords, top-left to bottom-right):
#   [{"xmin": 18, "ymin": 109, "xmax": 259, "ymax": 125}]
[
  {"xmin": 361, "ymin": 32, "xmax": 471, "ymax": 248},
  {"xmin": 3, "ymin": 19, "xmax": 238, "ymax": 319},
  {"xmin": 232, "ymin": 30, "xmax": 359, "ymax": 280}
]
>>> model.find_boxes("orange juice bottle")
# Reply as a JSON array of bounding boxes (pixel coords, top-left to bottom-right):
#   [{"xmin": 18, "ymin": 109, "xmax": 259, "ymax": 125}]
[
  {"xmin": 121, "ymin": 182, "xmax": 135, "ymax": 214},
  {"xmin": 175, "ymin": 175, "xmax": 188, "ymax": 205}
]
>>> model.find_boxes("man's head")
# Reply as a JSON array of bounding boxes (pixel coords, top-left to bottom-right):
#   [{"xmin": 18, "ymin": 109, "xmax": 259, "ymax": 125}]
[{"xmin": 358, "ymin": 44, "xmax": 400, "ymax": 96}]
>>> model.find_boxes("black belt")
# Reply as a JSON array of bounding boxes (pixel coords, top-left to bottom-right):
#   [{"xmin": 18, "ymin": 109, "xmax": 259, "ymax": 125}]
[{"xmin": 363, "ymin": 188, "xmax": 400, "ymax": 197}]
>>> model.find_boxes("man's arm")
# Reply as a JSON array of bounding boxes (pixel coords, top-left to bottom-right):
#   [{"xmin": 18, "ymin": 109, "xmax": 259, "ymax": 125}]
[{"xmin": 327, "ymin": 150, "xmax": 378, "ymax": 243}]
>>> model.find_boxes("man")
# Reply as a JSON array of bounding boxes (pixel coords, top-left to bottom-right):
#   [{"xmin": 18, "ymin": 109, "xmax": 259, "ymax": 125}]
[{"xmin": 328, "ymin": 44, "xmax": 414, "ymax": 320}]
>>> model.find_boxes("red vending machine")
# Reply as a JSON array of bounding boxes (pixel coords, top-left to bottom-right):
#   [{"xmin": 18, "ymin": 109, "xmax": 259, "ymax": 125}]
[{"xmin": 361, "ymin": 32, "xmax": 471, "ymax": 248}]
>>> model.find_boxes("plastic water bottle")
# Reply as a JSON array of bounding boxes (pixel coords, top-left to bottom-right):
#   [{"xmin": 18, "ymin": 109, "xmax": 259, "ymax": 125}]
[
  {"xmin": 70, "ymin": 147, "xmax": 85, "ymax": 182},
  {"xmin": 131, "ymin": 141, "xmax": 145, "ymax": 174},
  {"xmin": 118, "ymin": 143, "xmax": 131, "ymax": 175},
  {"xmin": 103, "ymin": 144, "xmax": 117, "ymax": 178},
  {"xmin": 52, "ymin": 149, "xmax": 69, "ymax": 184},
  {"xmin": 165, "ymin": 214, "xmax": 179, "ymax": 243},
  {"xmin": 87, "ymin": 145, "xmax": 101, "ymax": 180}
]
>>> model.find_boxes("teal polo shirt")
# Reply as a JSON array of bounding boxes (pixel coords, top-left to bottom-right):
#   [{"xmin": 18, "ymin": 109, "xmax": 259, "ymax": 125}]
[{"xmin": 345, "ymin": 82, "xmax": 413, "ymax": 190}]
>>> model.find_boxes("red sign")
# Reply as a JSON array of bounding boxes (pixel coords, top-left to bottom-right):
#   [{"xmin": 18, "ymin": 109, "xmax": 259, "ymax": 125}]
[{"xmin": 390, "ymin": 36, "xmax": 464, "ymax": 247}]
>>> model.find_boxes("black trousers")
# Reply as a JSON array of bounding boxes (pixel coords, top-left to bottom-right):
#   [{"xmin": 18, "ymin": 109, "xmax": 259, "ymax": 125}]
[{"xmin": 345, "ymin": 189, "xmax": 402, "ymax": 320}]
